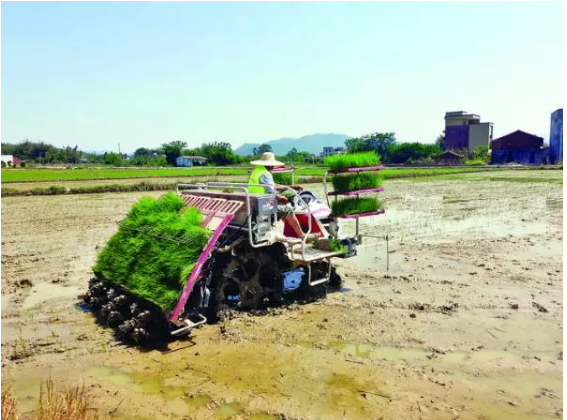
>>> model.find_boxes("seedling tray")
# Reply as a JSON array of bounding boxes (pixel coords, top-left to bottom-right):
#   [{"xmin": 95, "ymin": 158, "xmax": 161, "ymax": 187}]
[
  {"xmin": 328, "ymin": 165, "xmax": 384, "ymax": 174},
  {"xmin": 336, "ymin": 209, "xmax": 385, "ymax": 219},
  {"xmin": 327, "ymin": 187, "xmax": 384, "ymax": 196}
]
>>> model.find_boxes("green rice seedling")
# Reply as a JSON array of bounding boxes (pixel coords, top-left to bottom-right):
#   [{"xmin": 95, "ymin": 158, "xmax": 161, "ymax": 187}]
[
  {"xmin": 328, "ymin": 238, "xmax": 345, "ymax": 252},
  {"xmin": 273, "ymin": 172, "xmax": 293, "ymax": 185},
  {"xmin": 92, "ymin": 192, "xmax": 211, "ymax": 312},
  {"xmin": 324, "ymin": 152, "xmax": 381, "ymax": 172},
  {"xmin": 312, "ymin": 238, "xmax": 345, "ymax": 253},
  {"xmin": 331, "ymin": 197, "xmax": 382, "ymax": 216},
  {"xmin": 331, "ymin": 172, "xmax": 383, "ymax": 193}
]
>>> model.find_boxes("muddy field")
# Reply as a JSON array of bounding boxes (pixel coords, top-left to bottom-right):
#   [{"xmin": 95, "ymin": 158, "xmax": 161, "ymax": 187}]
[{"xmin": 1, "ymin": 170, "xmax": 563, "ymax": 420}]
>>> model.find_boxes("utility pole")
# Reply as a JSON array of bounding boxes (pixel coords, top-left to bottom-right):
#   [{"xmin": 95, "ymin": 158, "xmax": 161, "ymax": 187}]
[{"xmin": 118, "ymin": 143, "xmax": 121, "ymax": 156}]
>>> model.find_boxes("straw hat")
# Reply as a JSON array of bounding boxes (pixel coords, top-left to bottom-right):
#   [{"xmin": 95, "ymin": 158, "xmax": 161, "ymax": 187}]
[{"xmin": 250, "ymin": 152, "xmax": 284, "ymax": 167}]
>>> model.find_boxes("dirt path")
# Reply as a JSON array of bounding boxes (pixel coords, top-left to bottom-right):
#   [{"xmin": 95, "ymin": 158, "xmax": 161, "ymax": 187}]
[{"xmin": 1, "ymin": 170, "xmax": 563, "ymax": 420}]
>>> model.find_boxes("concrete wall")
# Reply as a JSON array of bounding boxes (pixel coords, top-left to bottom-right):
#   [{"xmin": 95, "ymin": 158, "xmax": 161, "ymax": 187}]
[
  {"xmin": 445, "ymin": 112, "xmax": 480, "ymax": 127},
  {"xmin": 469, "ymin": 123, "xmax": 492, "ymax": 152},
  {"xmin": 445, "ymin": 125, "xmax": 469, "ymax": 150},
  {"xmin": 549, "ymin": 109, "xmax": 563, "ymax": 163},
  {"xmin": 445, "ymin": 117, "xmax": 469, "ymax": 126}
]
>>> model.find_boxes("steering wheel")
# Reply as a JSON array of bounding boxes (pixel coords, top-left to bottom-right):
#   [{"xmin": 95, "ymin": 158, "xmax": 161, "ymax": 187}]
[{"xmin": 299, "ymin": 191, "xmax": 317, "ymax": 205}]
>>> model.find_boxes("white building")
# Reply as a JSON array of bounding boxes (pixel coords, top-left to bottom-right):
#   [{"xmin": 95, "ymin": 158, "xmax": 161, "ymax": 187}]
[
  {"xmin": 175, "ymin": 155, "xmax": 207, "ymax": 167},
  {"xmin": 321, "ymin": 147, "xmax": 346, "ymax": 157},
  {"xmin": 1, "ymin": 155, "xmax": 14, "ymax": 165}
]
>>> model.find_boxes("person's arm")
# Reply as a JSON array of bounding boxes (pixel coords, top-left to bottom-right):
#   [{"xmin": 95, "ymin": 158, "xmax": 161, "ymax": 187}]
[
  {"xmin": 259, "ymin": 172, "xmax": 279, "ymax": 195},
  {"xmin": 275, "ymin": 185, "xmax": 303, "ymax": 192},
  {"xmin": 260, "ymin": 172, "xmax": 292, "ymax": 202},
  {"xmin": 276, "ymin": 194, "xmax": 289, "ymax": 203}
]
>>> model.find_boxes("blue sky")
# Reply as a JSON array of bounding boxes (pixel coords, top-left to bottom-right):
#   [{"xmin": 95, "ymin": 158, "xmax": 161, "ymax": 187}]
[{"xmin": 1, "ymin": 1, "xmax": 563, "ymax": 152}]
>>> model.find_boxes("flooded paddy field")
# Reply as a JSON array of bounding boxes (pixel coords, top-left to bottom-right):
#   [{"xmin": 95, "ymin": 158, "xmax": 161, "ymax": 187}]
[
  {"xmin": 1, "ymin": 175, "xmax": 247, "ymax": 191},
  {"xmin": 1, "ymin": 170, "xmax": 563, "ymax": 420}
]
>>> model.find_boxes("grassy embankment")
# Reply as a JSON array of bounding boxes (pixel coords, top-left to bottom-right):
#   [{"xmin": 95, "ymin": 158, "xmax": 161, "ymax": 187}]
[{"xmin": 1, "ymin": 166, "xmax": 559, "ymax": 196}]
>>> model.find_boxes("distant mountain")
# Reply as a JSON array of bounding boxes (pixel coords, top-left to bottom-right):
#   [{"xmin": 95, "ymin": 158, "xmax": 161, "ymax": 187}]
[{"xmin": 234, "ymin": 133, "xmax": 351, "ymax": 156}]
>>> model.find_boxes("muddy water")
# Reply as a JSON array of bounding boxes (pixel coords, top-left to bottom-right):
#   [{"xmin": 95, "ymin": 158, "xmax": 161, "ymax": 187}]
[
  {"xmin": 21, "ymin": 283, "xmax": 83, "ymax": 310},
  {"xmin": 1, "ymin": 170, "xmax": 563, "ymax": 420}
]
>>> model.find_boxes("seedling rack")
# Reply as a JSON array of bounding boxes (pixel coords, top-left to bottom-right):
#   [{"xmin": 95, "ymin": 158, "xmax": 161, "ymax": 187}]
[
  {"xmin": 272, "ymin": 165, "xmax": 296, "ymax": 185},
  {"xmin": 327, "ymin": 187, "xmax": 384, "ymax": 196},
  {"xmin": 324, "ymin": 162, "xmax": 385, "ymax": 243}
]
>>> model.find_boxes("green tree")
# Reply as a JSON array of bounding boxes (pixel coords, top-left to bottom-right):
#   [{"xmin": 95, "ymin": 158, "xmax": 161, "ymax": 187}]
[
  {"xmin": 387, "ymin": 143, "xmax": 441, "ymax": 164},
  {"xmin": 472, "ymin": 145, "xmax": 489, "ymax": 163},
  {"xmin": 62, "ymin": 145, "xmax": 82, "ymax": 164},
  {"xmin": 345, "ymin": 132, "xmax": 397, "ymax": 160},
  {"xmin": 160, "ymin": 141, "xmax": 187, "ymax": 166},
  {"xmin": 236, "ymin": 154, "xmax": 247, "ymax": 164},
  {"xmin": 83, "ymin": 152, "xmax": 105, "ymax": 164},
  {"xmin": 1, "ymin": 140, "xmax": 89, "ymax": 164},
  {"xmin": 282, "ymin": 148, "xmax": 311, "ymax": 164},
  {"xmin": 284, "ymin": 148, "xmax": 298, "ymax": 162},
  {"xmin": 134, "ymin": 147, "xmax": 152, "ymax": 156},
  {"xmin": 183, "ymin": 148, "xmax": 202, "ymax": 156},
  {"xmin": 345, "ymin": 137, "xmax": 366, "ymax": 153},
  {"xmin": 200, "ymin": 141, "xmax": 235, "ymax": 166},
  {"xmin": 9, "ymin": 140, "xmax": 57, "ymax": 161},
  {"xmin": 435, "ymin": 134, "xmax": 446, "ymax": 150},
  {"xmin": 1, "ymin": 142, "xmax": 16, "ymax": 155},
  {"xmin": 362, "ymin": 132, "xmax": 396, "ymax": 157},
  {"xmin": 253, "ymin": 143, "xmax": 273, "ymax": 155},
  {"xmin": 104, "ymin": 152, "xmax": 124, "ymax": 166}
]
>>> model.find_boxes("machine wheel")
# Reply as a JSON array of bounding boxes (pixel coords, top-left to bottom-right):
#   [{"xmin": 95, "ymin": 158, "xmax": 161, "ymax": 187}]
[
  {"xmin": 328, "ymin": 266, "xmax": 343, "ymax": 290},
  {"xmin": 84, "ymin": 277, "xmax": 169, "ymax": 345},
  {"xmin": 207, "ymin": 244, "xmax": 286, "ymax": 322}
]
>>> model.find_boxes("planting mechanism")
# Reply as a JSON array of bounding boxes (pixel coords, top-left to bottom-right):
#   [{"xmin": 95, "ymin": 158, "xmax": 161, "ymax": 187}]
[{"xmin": 84, "ymin": 166, "xmax": 384, "ymax": 344}]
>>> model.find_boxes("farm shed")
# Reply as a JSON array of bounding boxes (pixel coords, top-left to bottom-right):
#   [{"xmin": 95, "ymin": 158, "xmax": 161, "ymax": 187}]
[
  {"xmin": 175, "ymin": 155, "xmax": 207, "ymax": 167},
  {"xmin": 490, "ymin": 130, "xmax": 546, "ymax": 165},
  {"xmin": 436, "ymin": 150, "xmax": 465, "ymax": 166}
]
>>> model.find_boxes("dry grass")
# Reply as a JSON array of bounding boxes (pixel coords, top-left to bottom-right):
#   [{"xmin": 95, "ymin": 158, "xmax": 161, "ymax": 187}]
[
  {"xmin": 37, "ymin": 379, "xmax": 100, "ymax": 420},
  {"xmin": 2, "ymin": 379, "xmax": 101, "ymax": 420},
  {"xmin": 2, "ymin": 388, "xmax": 19, "ymax": 420}
]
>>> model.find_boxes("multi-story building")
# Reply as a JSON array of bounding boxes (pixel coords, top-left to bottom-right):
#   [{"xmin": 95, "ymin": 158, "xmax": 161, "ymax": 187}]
[
  {"xmin": 444, "ymin": 111, "xmax": 494, "ymax": 152},
  {"xmin": 549, "ymin": 109, "xmax": 563, "ymax": 164}
]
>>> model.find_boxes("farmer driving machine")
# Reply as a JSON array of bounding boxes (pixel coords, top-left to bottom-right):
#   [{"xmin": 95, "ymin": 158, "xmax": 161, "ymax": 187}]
[{"xmin": 84, "ymin": 154, "xmax": 385, "ymax": 344}]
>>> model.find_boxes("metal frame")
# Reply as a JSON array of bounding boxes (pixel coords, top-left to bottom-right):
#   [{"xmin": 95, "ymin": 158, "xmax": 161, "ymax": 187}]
[
  {"xmin": 170, "ymin": 314, "xmax": 208, "ymax": 336},
  {"xmin": 306, "ymin": 258, "xmax": 332, "ymax": 286},
  {"xmin": 323, "ymin": 171, "xmax": 361, "ymax": 242},
  {"xmin": 169, "ymin": 181, "xmax": 336, "ymax": 331},
  {"xmin": 169, "ymin": 211, "xmax": 236, "ymax": 321},
  {"xmin": 178, "ymin": 181, "xmax": 314, "ymax": 260},
  {"xmin": 272, "ymin": 166, "xmax": 295, "ymax": 185}
]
